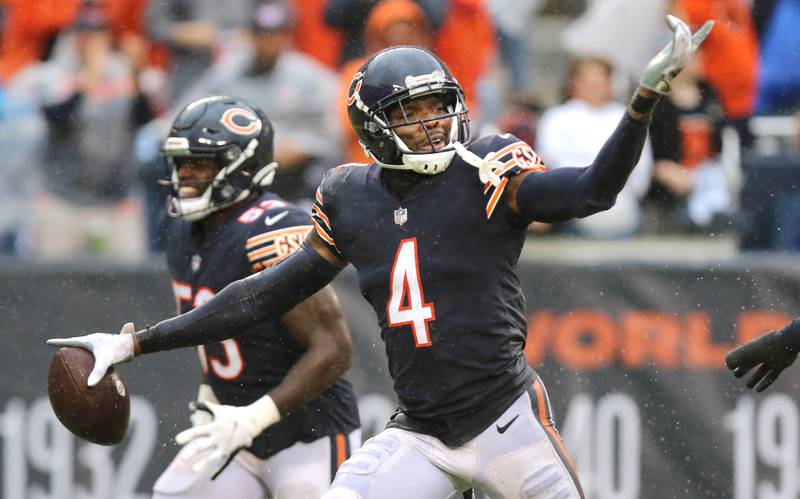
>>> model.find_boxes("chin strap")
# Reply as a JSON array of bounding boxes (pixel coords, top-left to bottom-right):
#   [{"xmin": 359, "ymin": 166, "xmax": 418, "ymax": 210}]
[
  {"xmin": 252, "ymin": 161, "xmax": 277, "ymax": 188},
  {"xmin": 453, "ymin": 142, "xmax": 503, "ymax": 187}
]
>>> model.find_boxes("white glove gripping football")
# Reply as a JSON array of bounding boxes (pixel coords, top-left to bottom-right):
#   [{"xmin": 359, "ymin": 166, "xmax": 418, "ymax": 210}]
[
  {"xmin": 189, "ymin": 384, "xmax": 218, "ymax": 427},
  {"xmin": 453, "ymin": 142, "xmax": 503, "ymax": 187},
  {"xmin": 46, "ymin": 323, "xmax": 136, "ymax": 387},
  {"xmin": 175, "ymin": 394, "xmax": 281, "ymax": 479},
  {"xmin": 640, "ymin": 15, "xmax": 714, "ymax": 95}
]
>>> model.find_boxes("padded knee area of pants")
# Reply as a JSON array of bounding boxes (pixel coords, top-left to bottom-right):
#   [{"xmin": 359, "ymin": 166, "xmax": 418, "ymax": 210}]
[
  {"xmin": 337, "ymin": 432, "xmax": 401, "ymax": 476},
  {"xmin": 327, "ymin": 430, "xmax": 460, "ymax": 499},
  {"xmin": 520, "ymin": 463, "xmax": 574, "ymax": 499},
  {"xmin": 482, "ymin": 436, "xmax": 579, "ymax": 499}
]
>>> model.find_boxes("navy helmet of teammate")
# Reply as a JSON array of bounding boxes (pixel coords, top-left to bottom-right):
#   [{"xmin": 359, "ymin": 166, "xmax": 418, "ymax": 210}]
[
  {"xmin": 160, "ymin": 95, "xmax": 278, "ymax": 222},
  {"xmin": 50, "ymin": 16, "xmax": 713, "ymax": 499},
  {"xmin": 147, "ymin": 96, "xmax": 361, "ymax": 498}
]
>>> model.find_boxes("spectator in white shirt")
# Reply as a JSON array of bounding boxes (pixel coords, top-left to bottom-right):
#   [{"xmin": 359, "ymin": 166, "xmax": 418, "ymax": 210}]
[{"xmin": 537, "ymin": 57, "xmax": 653, "ymax": 238}]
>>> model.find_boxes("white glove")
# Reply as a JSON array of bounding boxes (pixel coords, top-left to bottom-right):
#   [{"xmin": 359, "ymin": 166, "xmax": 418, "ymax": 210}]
[
  {"xmin": 640, "ymin": 15, "xmax": 714, "ymax": 95},
  {"xmin": 453, "ymin": 141, "xmax": 503, "ymax": 187},
  {"xmin": 189, "ymin": 384, "xmax": 217, "ymax": 427},
  {"xmin": 47, "ymin": 323, "xmax": 136, "ymax": 386},
  {"xmin": 175, "ymin": 395, "xmax": 280, "ymax": 479}
]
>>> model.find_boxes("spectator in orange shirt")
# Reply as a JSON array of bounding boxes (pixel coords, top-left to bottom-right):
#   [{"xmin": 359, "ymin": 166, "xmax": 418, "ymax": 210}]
[
  {"xmin": 433, "ymin": 0, "xmax": 496, "ymax": 111},
  {"xmin": 325, "ymin": 0, "xmax": 445, "ymax": 65},
  {"xmin": 338, "ymin": 0, "xmax": 435, "ymax": 163},
  {"xmin": 291, "ymin": 0, "xmax": 345, "ymax": 69},
  {"xmin": 677, "ymin": 0, "xmax": 758, "ymax": 142}
]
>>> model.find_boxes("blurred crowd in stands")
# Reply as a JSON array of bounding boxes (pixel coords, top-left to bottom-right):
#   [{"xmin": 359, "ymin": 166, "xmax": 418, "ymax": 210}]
[{"xmin": 0, "ymin": 0, "xmax": 798, "ymax": 261}]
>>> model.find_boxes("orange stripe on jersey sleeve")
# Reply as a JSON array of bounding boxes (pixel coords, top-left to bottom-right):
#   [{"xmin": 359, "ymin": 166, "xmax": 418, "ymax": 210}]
[
  {"xmin": 246, "ymin": 226, "xmax": 312, "ymax": 272},
  {"xmin": 312, "ymin": 204, "xmax": 332, "ymax": 230},
  {"xmin": 522, "ymin": 164, "xmax": 548, "ymax": 172},
  {"xmin": 246, "ymin": 226, "xmax": 313, "ymax": 250},
  {"xmin": 485, "ymin": 177, "xmax": 508, "ymax": 219},
  {"xmin": 247, "ymin": 244, "xmax": 276, "ymax": 261},
  {"xmin": 488, "ymin": 141, "xmax": 527, "ymax": 162},
  {"xmin": 312, "ymin": 219, "xmax": 338, "ymax": 250}
]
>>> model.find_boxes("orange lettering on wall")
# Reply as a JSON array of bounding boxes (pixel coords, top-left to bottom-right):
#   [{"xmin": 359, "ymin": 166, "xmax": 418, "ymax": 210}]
[
  {"xmin": 524, "ymin": 308, "xmax": 793, "ymax": 372},
  {"xmin": 525, "ymin": 310, "xmax": 554, "ymax": 366},
  {"xmin": 621, "ymin": 311, "xmax": 681, "ymax": 369},
  {"xmin": 553, "ymin": 310, "xmax": 616, "ymax": 370},
  {"xmin": 685, "ymin": 312, "xmax": 733, "ymax": 369},
  {"xmin": 737, "ymin": 311, "xmax": 793, "ymax": 344}
]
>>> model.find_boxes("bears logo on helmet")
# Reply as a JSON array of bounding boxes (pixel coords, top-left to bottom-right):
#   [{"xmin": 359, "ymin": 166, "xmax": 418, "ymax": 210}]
[{"xmin": 220, "ymin": 108, "xmax": 262, "ymax": 136}]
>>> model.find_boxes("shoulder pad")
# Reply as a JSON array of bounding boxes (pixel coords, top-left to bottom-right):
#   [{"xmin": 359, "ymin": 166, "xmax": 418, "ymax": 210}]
[
  {"xmin": 241, "ymin": 200, "xmax": 313, "ymax": 272},
  {"xmin": 469, "ymin": 134, "xmax": 547, "ymax": 219},
  {"xmin": 324, "ymin": 162, "xmax": 371, "ymax": 189},
  {"xmin": 482, "ymin": 133, "xmax": 546, "ymax": 174},
  {"xmin": 236, "ymin": 198, "xmax": 292, "ymax": 225},
  {"xmin": 311, "ymin": 163, "xmax": 369, "ymax": 255}
]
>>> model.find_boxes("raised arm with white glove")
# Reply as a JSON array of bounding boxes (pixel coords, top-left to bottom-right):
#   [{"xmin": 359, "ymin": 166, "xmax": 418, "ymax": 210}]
[{"xmin": 458, "ymin": 15, "xmax": 715, "ymax": 225}]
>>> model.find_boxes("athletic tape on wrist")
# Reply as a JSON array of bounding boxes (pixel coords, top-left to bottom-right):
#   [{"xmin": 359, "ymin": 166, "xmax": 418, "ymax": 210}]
[{"xmin": 629, "ymin": 92, "xmax": 660, "ymax": 120}]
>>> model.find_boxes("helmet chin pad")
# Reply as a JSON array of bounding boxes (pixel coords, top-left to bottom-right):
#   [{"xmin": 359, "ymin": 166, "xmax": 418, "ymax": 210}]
[
  {"xmin": 375, "ymin": 149, "xmax": 456, "ymax": 175},
  {"xmin": 168, "ymin": 162, "xmax": 256, "ymax": 221},
  {"xmin": 375, "ymin": 114, "xmax": 459, "ymax": 175}
]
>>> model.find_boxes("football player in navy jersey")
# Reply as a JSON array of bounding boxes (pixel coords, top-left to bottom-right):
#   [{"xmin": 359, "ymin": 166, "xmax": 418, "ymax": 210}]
[
  {"xmin": 135, "ymin": 96, "xmax": 360, "ymax": 498},
  {"xmin": 50, "ymin": 16, "xmax": 712, "ymax": 499}
]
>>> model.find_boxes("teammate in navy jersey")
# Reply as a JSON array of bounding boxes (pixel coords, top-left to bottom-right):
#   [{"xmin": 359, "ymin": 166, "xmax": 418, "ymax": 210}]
[
  {"xmin": 129, "ymin": 96, "xmax": 360, "ymax": 498},
  {"xmin": 50, "ymin": 16, "xmax": 712, "ymax": 499}
]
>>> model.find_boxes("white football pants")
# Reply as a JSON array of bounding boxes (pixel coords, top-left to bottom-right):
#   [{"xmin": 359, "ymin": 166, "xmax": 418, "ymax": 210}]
[
  {"xmin": 323, "ymin": 379, "xmax": 583, "ymax": 499},
  {"xmin": 152, "ymin": 430, "xmax": 361, "ymax": 499}
]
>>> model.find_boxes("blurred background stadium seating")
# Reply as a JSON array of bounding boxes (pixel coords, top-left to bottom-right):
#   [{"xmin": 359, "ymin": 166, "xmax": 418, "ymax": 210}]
[{"xmin": 0, "ymin": 0, "xmax": 797, "ymax": 260}]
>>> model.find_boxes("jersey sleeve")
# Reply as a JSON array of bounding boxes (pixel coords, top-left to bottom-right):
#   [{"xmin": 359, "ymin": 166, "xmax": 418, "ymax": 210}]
[
  {"xmin": 310, "ymin": 170, "xmax": 342, "ymax": 257},
  {"xmin": 243, "ymin": 206, "xmax": 314, "ymax": 273},
  {"xmin": 480, "ymin": 134, "xmax": 547, "ymax": 219}
]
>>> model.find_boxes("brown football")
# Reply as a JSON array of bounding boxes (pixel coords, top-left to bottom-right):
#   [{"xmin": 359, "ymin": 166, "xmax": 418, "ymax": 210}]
[{"xmin": 48, "ymin": 347, "xmax": 130, "ymax": 445}]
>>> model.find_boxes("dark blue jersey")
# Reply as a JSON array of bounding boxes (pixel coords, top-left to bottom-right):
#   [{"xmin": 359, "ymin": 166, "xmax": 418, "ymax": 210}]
[
  {"xmin": 166, "ymin": 191, "xmax": 359, "ymax": 459},
  {"xmin": 311, "ymin": 134, "xmax": 547, "ymax": 447}
]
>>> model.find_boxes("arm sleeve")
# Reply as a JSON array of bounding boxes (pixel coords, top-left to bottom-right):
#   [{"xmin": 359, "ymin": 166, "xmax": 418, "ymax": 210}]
[
  {"xmin": 516, "ymin": 113, "xmax": 650, "ymax": 224},
  {"xmin": 136, "ymin": 243, "xmax": 342, "ymax": 353}
]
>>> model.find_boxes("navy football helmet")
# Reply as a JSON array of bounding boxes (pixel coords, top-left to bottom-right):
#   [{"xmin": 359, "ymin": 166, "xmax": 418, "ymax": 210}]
[
  {"xmin": 161, "ymin": 96, "xmax": 277, "ymax": 221},
  {"xmin": 347, "ymin": 46, "xmax": 470, "ymax": 175}
]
